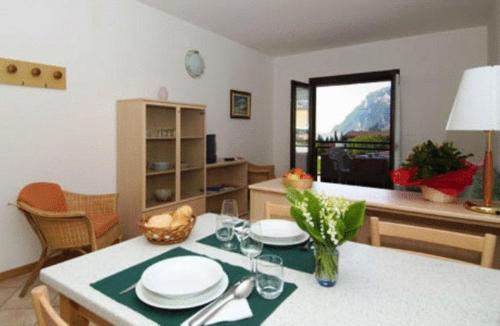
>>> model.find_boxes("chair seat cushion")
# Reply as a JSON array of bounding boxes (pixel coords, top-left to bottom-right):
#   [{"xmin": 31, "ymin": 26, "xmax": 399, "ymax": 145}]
[
  {"xmin": 88, "ymin": 213, "xmax": 119, "ymax": 238},
  {"xmin": 18, "ymin": 182, "xmax": 67, "ymax": 212}
]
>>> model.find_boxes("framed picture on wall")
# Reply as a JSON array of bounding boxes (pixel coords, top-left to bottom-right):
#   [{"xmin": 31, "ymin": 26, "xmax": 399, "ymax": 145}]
[{"xmin": 230, "ymin": 89, "xmax": 251, "ymax": 119}]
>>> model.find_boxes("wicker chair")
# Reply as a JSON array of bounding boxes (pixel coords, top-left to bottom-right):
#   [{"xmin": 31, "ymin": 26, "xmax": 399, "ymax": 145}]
[{"xmin": 15, "ymin": 182, "xmax": 122, "ymax": 297}]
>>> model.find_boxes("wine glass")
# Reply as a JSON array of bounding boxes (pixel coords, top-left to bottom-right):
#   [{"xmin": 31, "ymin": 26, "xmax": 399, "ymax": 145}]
[
  {"xmin": 240, "ymin": 222, "xmax": 263, "ymax": 273},
  {"xmin": 221, "ymin": 199, "xmax": 239, "ymax": 218},
  {"xmin": 215, "ymin": 214, "xmax": 236, "ymax": 251}
]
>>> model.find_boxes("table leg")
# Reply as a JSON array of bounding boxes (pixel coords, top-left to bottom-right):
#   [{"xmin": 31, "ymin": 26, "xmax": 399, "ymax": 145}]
[{"xmin": 60, "ymin": 294, "xmax": 89, "ymax": 326}]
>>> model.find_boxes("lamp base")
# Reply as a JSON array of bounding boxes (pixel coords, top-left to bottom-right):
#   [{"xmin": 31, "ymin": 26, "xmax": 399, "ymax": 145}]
[{"xmin": 464, "ymin": 201, "xmax": 500, "ymax": 215}]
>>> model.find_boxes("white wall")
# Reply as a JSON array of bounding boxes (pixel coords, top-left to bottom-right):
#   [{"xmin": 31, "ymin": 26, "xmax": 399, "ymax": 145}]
[
  {"xmin": 272, "ymin": 27, "xmax": 488, "ymax": 175},
  {"xmin": 0, "ymin": 0, "xmax": 273, "ymax": 272},
  {"xmin": 488, "ymin": 0, "xmax": 500, "ymax": 64}
]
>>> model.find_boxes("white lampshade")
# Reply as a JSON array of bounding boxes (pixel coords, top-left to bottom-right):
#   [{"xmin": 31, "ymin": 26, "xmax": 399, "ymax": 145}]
[{"xmin": 446, "ymin": 66, "xmax": 500, "ymax": 131}]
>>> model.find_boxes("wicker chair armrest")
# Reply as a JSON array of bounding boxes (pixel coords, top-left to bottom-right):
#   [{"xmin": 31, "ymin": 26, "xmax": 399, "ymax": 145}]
[
  {"xmin": 16, "ymin": 201, "xmax": 86, "ymax": 219},
  {"xmin": 16, "ymin": 201, "xmax": 98, "ymax": 251},
  {"xmin": 64, "ymin": 191, "xmax": 118, "ymax": 216}
]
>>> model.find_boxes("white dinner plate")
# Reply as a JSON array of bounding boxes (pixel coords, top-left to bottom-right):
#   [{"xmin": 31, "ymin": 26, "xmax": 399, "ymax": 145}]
[
  {"xmin": 141, "ymin": 256, "xmax": 224, "ymax": 298},
  {"xmin": 136, "ymin": 273, "xmax": 229, "ymax": 310},
  {"xmin": 252, "ymin": 219, "xmax": 306, "ymax": 239},
  {"xmin": 251, "ymin": 232, "xmax": 310, "ymax": 247}
]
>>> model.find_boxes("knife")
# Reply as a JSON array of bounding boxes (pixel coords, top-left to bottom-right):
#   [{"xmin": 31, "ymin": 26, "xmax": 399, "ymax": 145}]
[{"xmin": 119, "ymin": 282, "xmax": 138, "ymax": 295}]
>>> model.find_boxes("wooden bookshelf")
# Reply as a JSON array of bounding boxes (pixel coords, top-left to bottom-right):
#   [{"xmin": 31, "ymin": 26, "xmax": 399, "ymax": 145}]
[
  {"xmin": 206, "ymin": 160, "xmax": 248, "ymax": 216},
  {"xmin": 117, "ymin": 99, "xmax": 206, "ymax": 238}
]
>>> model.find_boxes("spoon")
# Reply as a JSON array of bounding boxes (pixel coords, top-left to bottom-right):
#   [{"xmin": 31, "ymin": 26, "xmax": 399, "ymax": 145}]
[{"xmin": 188, "ymin": 277, "xmax": 255, "ymax": 326}]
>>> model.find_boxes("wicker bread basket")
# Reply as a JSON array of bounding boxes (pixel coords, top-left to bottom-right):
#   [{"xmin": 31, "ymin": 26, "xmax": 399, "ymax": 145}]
[
  {"xmin": 421, "ymin": 186, "xmax": 457, "ymax": 203},
  {"xmin": 138, "ymin": 213, "xmax": 196, "ymax": 245},
  {"xmin": 282, "ymin": 177, "xmax": 313, "ymax": 190}
]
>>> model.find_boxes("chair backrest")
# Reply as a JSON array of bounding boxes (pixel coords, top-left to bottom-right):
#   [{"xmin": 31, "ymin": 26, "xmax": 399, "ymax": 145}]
[
  {"xmin": 18, "ymin": 182, "xmax": 67, "ymax": 212},
  {"xmin": 328, "ymin": 147, "xmax": 352, "ymax": 170},
  {"xmin": 248, "ymin": 163, "xmax": 275, "ymax": 185},
  {"xmin": 265, "ymin": 202, "xmax": 291, "ymax": 220},
  {"xmin": 370, "ymin": 216, "xmax": 497, "ymax": 268},
  {"xmin": 31, "ymin": 285, "xmax": 68, "ymax": 326}
]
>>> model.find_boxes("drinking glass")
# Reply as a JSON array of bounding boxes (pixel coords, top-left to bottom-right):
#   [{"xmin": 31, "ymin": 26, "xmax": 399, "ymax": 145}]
[
  {"xmin": 215, "ymin": 214, "xmax": 236, "ymax": 251},
  {"xmin": 256, "ymin": 254, "xmax": 284, "ymax": 300},
  {"xmin": 239, "ymin": 222, "xmax": 263, "ymax": 273}
]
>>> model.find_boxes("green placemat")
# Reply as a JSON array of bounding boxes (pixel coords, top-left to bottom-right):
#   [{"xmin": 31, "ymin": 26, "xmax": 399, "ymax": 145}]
[
  {"xmin": 91, "ymin": 247, "xmax": 297, "ymax": 326},
  {"xmin": 197, "ymin": 234, "xmax": 315, "ymax": 274}
]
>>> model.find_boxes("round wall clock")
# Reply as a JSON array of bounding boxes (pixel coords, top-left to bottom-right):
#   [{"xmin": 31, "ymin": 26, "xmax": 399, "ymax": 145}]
[{"xmin": 185, "ymin": 50, "xmax": 205, "ymax": 78}]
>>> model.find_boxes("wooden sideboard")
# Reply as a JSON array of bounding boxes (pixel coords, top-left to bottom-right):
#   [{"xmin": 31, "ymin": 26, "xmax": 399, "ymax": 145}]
[
  {"xmin": 206, "ymin": 160, "xmax": 248, "ymax": 216},
  {"xmin": 249, "ymin": 178, "xmax": 500, "ymax": 268}
]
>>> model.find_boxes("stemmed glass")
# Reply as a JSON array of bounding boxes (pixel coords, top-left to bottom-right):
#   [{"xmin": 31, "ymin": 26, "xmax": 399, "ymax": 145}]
[
  {"xmin": 239, "ymin": 222, "xmax": 263, "ymax": 273},
  {"xmin": 221, "ymin": 199, "xmax": 239, "ymax": 219}
]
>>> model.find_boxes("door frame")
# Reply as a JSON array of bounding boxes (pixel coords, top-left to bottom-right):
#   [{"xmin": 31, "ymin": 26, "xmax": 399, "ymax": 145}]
[
  {"xmin": 307, "ymin": 69, "xmax": 400, "ymax": 177},
  {"xmin": 290, "ymin": 80, "xmax": 312, "ymax": 170}
]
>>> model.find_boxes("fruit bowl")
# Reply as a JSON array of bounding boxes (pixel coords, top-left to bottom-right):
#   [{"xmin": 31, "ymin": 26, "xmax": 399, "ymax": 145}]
[
  {"xmin": 282, "ymin": 168, "xmax": 313, "ymax": 189},
  {"xmin": 282, "ymin": 177, "xmax": 313, "ymax": 189}
]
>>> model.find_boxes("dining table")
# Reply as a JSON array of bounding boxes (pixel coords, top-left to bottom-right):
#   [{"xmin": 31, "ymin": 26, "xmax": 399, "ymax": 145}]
[{"xmin": 40, "ymin": 213, "xmax": 500, "ymax": 326}]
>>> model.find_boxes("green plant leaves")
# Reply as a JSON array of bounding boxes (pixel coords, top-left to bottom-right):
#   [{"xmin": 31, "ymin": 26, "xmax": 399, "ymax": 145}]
[
  {"xmin": 339, "ymin": 201, "xmax": 366, "ymax": 244},
  {"xmin": 401, "ymin": 140, "xmax": 472, "ymax": 180},
  {"xmin": 286, "ymin": 188, "xmax": 366, "ymax": 247}
]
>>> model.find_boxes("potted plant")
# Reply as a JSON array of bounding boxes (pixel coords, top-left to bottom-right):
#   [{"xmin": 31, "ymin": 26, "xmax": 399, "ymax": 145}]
[
  {"xmin": 286, "ymin": 188, "xmax": 366, "ymax": 287},
  {"xmin": 392, "ymin": 141, "xmax": 477, "ymax": 203}
]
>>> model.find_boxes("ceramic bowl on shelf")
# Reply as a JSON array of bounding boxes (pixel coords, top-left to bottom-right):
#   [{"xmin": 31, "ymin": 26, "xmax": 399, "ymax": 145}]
[
  {"xmin": 150, "ymin": 162, "xmax": 173, "ymax": 171},
  {"xmin": 154, "ymin": 188, "xmax": 173, "ymax": 202}
]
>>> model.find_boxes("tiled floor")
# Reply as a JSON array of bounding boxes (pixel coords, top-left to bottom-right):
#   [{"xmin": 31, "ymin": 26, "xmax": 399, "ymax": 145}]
[{"xmin": 0, "ymin": 273, "xmax": 57, "ymax": 326}]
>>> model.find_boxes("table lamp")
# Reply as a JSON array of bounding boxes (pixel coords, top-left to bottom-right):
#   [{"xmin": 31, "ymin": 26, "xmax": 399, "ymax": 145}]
[{"xmin": 446, "ymin": 65, "xmax": 500, "ymax": 214}]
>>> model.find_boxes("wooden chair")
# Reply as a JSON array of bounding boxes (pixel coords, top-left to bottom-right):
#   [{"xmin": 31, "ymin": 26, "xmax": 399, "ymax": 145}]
[
  {"xmin": 31, "ymin": 285, "xmax": 68, "ymax": 326},
  {"xmin": 370, "ymin": 217, "xmax": 497, "ymax": 268},
  {"xmin": 15, "ymin": 182, "xmax": 122, "ymax": 297},
  {"xmin": 265, "ymin": 202, "xmax": 291, "ymax": 219},
  {"xmin": 248, "ymin": 163, "xmax": 275, "ymax": 185}
]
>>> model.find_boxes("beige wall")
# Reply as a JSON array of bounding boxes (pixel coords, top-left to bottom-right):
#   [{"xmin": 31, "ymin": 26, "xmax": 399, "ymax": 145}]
[
  {"xmin": 272, "ymin": 27, "xmax": 488, "ymax": 175},
  {"xmin": 0, "ymin": 0, "xmax": 273, "ymax": 272},
  {"xmin": 488, "ymin": 0, "xmax": 500, "ymax": 64}
]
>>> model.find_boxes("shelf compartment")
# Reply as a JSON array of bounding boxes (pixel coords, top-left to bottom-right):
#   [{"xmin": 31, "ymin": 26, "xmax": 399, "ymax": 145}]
[
  {"xmin": 181, "ymin": 108, "xmax": 204, "ymax": 139},
  {"xmin": 146, "ymin": 141, "xmax": 175, "ymax": 165},
  {"xmin": 145, "ymin": 173, "xmax": 176, "ymax": 209},
  {"xmin": 181, "ymin": 138, "xmax": 204, "ymax": 170},
  {"xmin": 180, "ymin": 168, "xmax": 205, "ymax": 201},
  {"xmin": 146, "ymin": 105, "xmax": 176, "ymax": 137}
]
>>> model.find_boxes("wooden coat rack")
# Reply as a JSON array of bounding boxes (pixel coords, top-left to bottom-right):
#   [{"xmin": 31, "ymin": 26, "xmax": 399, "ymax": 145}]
[{"xmin": 0, "ymin": 57, "xmax": 66, "ymax": 90}]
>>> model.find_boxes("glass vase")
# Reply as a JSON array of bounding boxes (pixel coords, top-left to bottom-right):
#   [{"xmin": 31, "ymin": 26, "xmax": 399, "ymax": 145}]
[{"xmin": 314, "ymin": 242, "xmax": 338, "ymax": 287}]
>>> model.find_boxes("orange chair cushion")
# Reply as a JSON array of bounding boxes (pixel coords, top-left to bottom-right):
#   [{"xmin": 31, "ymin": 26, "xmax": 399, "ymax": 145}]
[
  {"xmin": 88, "ymin": 213, "xmax": 119, "ymax": 238},
  {"xmin": 18, "ymin": 182, "xmax": 67, "ymax": 212}
]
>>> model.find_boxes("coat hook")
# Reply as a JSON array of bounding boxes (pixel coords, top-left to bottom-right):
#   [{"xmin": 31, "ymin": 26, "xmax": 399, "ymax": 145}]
[
  {"xmin": 31, "ymin": 67, "xmax": 41, "ymax": 77},
  {"xmin": 53, "ymin": 70, "xmax": 63, "ymax": 80},
  {"xmin": 6, "ymin": 64, "xmax": 17, "ymax": 74}
]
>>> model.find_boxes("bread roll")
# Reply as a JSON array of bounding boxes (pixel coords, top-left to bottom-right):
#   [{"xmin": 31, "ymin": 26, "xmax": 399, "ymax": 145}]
[
  {"xmin": 147, "ymin": 213, "xmax": 172, "ymax": 228},
  {"xmin": 176, "ymin": 205, "xmax": 193, "ymax": 218}
]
